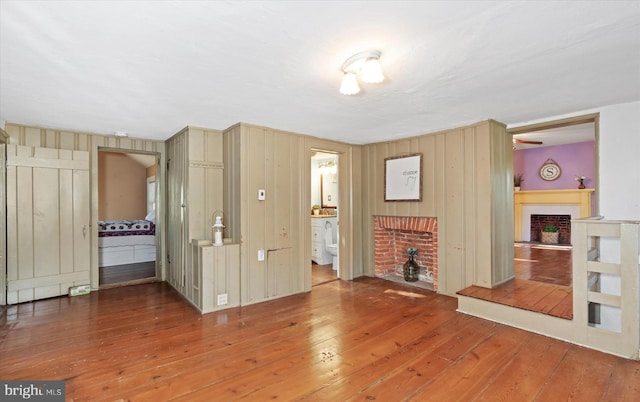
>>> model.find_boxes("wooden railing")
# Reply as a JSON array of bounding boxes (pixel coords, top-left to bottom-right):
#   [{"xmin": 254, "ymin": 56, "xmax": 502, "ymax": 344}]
[{"xmin": 572, "ymin": 217, "xmax": 639, "ymax": 359}]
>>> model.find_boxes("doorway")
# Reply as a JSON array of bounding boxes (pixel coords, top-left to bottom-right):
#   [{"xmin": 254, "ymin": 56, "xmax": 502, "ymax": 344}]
[
  {"xmin": 0, "ymin": 131, "xmax": 6, "ymax": 305},
  {"xmin": 97, "ymin": 149, "xmax": 159, "ymax": 287},
  {"xmin": 510, "ymin": 114, "xmax": 598, "ymax": 288},
  {"xmin": 310, "ymin": 151, "xmax": 339, "ymax": 286}
]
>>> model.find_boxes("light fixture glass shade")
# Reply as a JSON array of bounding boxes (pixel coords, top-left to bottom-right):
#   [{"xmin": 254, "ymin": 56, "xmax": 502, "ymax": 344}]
[
  {"xmin": 361, "ymin": 57, "xmax": 384, "ymax": 83},
  {"xmin": 339, "ymin": 72, "xmax": 360, "ymax": 95}
]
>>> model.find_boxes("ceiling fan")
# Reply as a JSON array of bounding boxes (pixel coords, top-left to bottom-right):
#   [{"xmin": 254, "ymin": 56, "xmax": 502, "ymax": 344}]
[{"xmin": 513, "ymin": 138, "xmax": 543, "ymax": 145}]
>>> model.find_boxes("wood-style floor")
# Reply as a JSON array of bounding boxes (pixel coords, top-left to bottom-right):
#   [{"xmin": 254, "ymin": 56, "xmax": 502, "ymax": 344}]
[
  {"xmin": 311, "ymin": 262, "xmax": 337, "ymax": 286},
  {"xmin": 458, "ymin": 244, "xmax": 573, "ymax": 319},
  {"xmin": 2, "ymin": 278, "xmax": 638, "ymax": 401},
  {"xmin": 513, "ymin": 243, "xmax": 572, "ymax": 287}
]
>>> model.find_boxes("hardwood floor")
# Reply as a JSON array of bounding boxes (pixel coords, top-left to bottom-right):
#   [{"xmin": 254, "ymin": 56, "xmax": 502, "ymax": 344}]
[
  {"xmin": 458, "ymin": 244, "xmax": 573, "ymax": 319},
  {"xmin": 514, "ymin": 243, "xmax": 572, "ymax": 286},
  {"xmin": 1, "ymin": 279, "xmax": 638, "ymax": 401},
  {"xmin": 311, "ymin": 262, "xmax": 337, "ymax": 286}
]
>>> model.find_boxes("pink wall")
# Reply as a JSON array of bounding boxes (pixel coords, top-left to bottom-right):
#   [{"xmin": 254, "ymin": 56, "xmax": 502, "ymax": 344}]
[{"xmin": 514, "ymin": 141, "xmax": 595, "ymax": 190}]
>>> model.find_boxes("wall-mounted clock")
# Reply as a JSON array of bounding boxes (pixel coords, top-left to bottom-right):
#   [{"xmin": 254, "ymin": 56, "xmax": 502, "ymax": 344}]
[{"xmin": 539, "ymin": 159, "xmax": 561, "ymax": 181}]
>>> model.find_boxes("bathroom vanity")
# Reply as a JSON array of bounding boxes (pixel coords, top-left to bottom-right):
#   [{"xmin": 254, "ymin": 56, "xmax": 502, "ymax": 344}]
[{"xmin": 310, "ymin": 216, "xmax": 337, "ymax": 265}]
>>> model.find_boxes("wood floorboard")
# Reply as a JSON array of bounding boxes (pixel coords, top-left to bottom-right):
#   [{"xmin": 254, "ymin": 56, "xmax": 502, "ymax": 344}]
[
  {"xmin": 457, "ymin": 245, "xmax": 574, "ymax": 320},
  {"xmin": 311, "ymin": 262, "xmax": 337, "ymax": 286},
  {"xmin": 1, "ymin": 279, "xmax": 637, "ymax": 401},
  {"xmin": 515, "ymin": 242, "xmax": 572, "ymax": 286},
  {"xmin": 473, "ymin": 333, "xmax": 571, "ymax": 401}
]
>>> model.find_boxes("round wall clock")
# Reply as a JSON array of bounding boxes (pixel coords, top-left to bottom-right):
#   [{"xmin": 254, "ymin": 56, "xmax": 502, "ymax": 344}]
[{"xmin": 539, "ymin": 159, "xmax": 561, "ymax": 181}]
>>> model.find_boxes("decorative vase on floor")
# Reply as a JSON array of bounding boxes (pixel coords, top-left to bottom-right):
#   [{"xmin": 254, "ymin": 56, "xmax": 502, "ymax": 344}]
[{"xmin": 403, "ymin": 247, "xmax": 419, "ymax": 282}]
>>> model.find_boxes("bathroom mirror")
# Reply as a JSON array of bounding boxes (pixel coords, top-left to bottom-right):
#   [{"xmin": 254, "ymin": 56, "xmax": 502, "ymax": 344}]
[{"xmin": 321, "ymin": 173, "xmax": 337, "ymax": 208}]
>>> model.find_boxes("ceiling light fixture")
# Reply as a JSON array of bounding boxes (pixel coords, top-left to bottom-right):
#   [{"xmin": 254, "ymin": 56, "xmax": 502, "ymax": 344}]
[
  {"xmin": 319, "ymin": 160, "xmax": 337, "ymax": 175},
  {"xmin": 339, "ymin": 49, "xmax": 384, "ymax": 95}
]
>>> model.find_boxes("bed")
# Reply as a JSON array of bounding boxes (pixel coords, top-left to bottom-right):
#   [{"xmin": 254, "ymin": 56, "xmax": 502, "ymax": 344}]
[{"xmin": 98, "ymin": 219, "xmax": 156, "ymax": 267}]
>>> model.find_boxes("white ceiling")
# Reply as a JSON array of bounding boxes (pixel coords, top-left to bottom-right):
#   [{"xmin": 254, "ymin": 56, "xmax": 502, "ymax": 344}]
[{"xmin": 1, "ymin": 1, "xmax": 638, "ymax": 145}]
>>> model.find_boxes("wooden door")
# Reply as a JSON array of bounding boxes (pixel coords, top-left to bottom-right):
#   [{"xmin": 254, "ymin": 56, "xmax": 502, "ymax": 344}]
[
  {"xmin": 166, "ymin": 132, "xmax": 187, "ymax": 294},
  {"xmin": 0, "ymin": 143, "xmax": 5, "ymax": 305},
  {"xmin": 6, "ymin": 145, "xmax": 90, "ymax": 303}
]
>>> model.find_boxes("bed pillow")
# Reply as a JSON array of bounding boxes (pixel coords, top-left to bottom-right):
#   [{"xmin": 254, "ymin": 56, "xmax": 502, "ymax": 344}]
[{"xmin": 145, "ymin": 210, "xmax": 156, "ymax": 223}]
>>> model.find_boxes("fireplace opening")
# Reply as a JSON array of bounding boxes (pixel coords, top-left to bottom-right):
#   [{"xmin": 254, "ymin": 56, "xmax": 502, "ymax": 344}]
[
  {"xmin": 530, "ymin": 214, "xmax": 571, "ymax": 244},
  {"xmin": 373, "ymin": 216, "xmax": 438, "ymax": 291}
]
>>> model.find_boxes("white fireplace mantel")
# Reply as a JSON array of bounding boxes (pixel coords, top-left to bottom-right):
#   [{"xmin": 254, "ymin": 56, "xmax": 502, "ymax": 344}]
[{"xmin": 514, "ymin": 189, "xmax": 594, "ymax": 242}]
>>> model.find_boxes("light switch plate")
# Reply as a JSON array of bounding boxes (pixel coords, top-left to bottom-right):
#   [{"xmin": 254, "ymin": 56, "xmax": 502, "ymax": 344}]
[
  {"xmin": 258, "ymin": 249, "xmax": 265, "ymax": 261},
  {"xmin": 258, "ymin": 189, "xmax": 266, "ymax": 200}
]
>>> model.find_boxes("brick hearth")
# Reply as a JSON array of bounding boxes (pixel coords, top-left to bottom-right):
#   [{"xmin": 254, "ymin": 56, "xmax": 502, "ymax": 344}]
[
  {"xmin": 531, "ymin": 214, "xmax": 571, "ymax": 244},
  {"xmin": 373, "ymin": 216, "xmax": 438, "ymax": 291}
]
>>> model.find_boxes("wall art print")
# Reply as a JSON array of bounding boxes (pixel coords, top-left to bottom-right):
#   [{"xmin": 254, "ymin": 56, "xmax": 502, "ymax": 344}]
[{"xmin": 384, "ymin": 153, "xmax": 422, "ymax": 201}]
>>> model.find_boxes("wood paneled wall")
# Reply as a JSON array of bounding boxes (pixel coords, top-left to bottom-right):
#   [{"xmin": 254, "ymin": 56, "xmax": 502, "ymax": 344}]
[
  {"xmin": 224, "ymin": 123, "xmax": 361, "ymax": 305},
  {"xmin": 187, "ymin": 127, "xmax": 224, "ymax": 242},
  {"xmin": 361, "ymin": 120, "xmax": 514, "ymax": 296},
  {"xmin": 4, "ymin": 123, "xmax": 165, "ymax": 290},
  {"xmin": 165, "ymin": 126, "xmax": 224, "ymax": 308},
  {"xmin": 4, "ymin": 119, "xmax": 513, "ymax": 306},
  {"xmin": 0, "ymin": 130, "xmax": 7, "ymax": 305},
  {"xmin": 226, "ymin": 124, "xmax": 304, "ymax": 304}
]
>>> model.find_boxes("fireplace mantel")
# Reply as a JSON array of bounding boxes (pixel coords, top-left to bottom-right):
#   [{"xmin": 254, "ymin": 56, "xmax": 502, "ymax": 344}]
[{"xmin": 514, "ymin": 189, "xmax": 594, "ymax": 241}]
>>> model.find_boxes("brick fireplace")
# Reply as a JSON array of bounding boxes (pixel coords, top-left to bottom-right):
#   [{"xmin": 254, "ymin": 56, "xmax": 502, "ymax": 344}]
[
  {"xmin": 514, "ymin": 189, "xmax": 594, "ymax": 242},
  {"xmin": 531, "ymin": 214, "xmax": 571, "ymax": 244},
  {"xmin": 373, "ymin": 216, "xmax": 438, "ymax": 291}
]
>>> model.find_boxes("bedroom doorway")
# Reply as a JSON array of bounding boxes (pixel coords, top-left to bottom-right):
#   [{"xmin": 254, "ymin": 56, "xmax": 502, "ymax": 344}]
[{"xmin": 97, "ymin": 149, "xmax": 159, "ymax": 287}]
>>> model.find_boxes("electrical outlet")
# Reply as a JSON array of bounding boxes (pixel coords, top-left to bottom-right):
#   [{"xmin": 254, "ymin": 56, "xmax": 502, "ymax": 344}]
[
  {"xmin": 217, "ymin": 293, "xmax": 228, "ymax": 306},
  {"xmin": 258, "ymin": 249, "xmax": 265, "ymax": 261}
]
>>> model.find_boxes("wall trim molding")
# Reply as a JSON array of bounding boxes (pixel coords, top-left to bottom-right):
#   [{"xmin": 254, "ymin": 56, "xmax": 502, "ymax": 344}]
[{"xmin": 189, "ymin": 160, "xmax": 224, "ymax": 169}]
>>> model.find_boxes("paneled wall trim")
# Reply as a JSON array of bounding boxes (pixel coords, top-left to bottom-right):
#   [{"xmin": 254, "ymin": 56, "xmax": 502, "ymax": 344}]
[
  {"xmin": 165, "ymin": 126, "xmax": 224, "ymax": 306},
  {"xmin": 191, "ymin": 240, "xmax": 240, "ymax": 313},
  {"xmin": 4, "ymin": 123, "xmax": 166, "ymax": 292},
  {"xmin": 0, "ymin": 130, "xmax": 7, "ymax": 305},
  {"xmin": 362, "ymin": 120, "xmax": 514, "ymax": 296},
  {"xmin": 5, "ymin": 120, "xmax": 512, "ymax": 307}
]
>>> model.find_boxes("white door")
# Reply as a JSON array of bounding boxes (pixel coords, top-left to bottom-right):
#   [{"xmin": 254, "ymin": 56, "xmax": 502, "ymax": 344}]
[{"xmin": 6, "ymin": 145, "xmax": 90, "ymax": 303}]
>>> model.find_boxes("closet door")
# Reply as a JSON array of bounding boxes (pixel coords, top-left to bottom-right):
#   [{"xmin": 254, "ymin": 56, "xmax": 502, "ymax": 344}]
[
  {"xmin": 166, "ymin": 132, "xmax": 188, "ymax": 294},
  {"xmin": 0, "ymin": 143, "xmax": 5, "ymax": 305},
  {"xmin": 6, "ymin": 145, "xmax": 90, "ymax": 303}
]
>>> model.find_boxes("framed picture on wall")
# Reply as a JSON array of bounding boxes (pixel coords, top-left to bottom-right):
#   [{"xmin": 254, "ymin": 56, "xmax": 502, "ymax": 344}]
[{"xmin": 384, "ymin": 153, "xmax": 422, "ymax": 201}]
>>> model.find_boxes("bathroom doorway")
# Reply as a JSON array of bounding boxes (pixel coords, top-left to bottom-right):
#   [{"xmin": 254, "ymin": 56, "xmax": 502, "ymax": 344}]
[{"xmin": 310, "ymin": 151, "xmax": 339, "ymax": 286}]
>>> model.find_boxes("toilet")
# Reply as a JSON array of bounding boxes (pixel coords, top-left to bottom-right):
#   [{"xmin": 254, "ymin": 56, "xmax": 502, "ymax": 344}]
[{"xmin": 324, "ymin": 221, "xmax": 338, "ymax": 271}]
